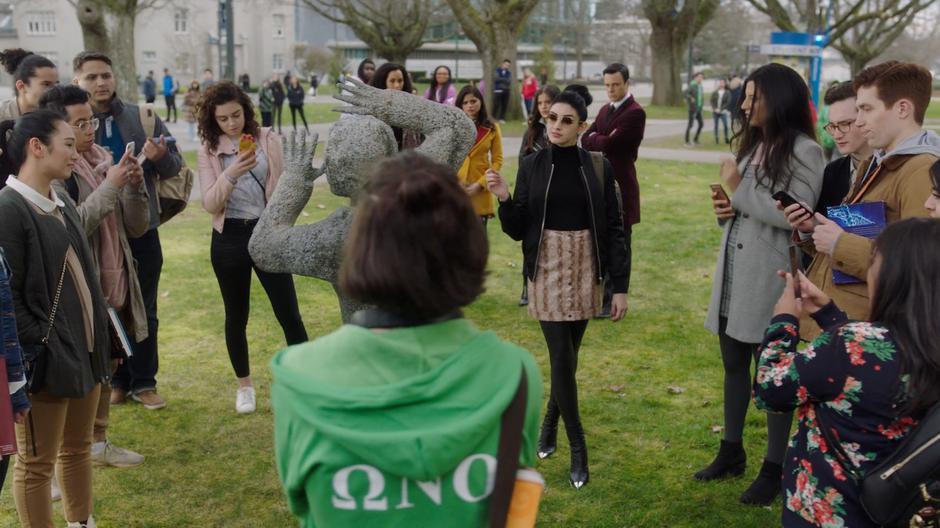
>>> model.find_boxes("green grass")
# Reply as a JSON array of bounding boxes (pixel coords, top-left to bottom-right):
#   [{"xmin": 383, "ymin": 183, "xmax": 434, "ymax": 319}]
[
  {"xmin": 0, "ymin": 157, "xmax": 785, "ymax": 527},
  {"xmin": 645, "ymin": 134, "xmax": 736, "ymax": 153},
  {"xmin": 925, "ymin": 102, "xmax": 940, "ymax": 122}
]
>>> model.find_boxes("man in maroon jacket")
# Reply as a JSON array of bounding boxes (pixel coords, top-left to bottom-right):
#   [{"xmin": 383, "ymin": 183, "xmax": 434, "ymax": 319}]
[{"xmin": 582, "ymin": 63, "xmax": 645, "ymax": 317}]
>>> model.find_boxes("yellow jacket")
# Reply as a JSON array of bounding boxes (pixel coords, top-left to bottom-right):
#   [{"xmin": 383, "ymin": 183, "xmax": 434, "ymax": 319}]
[{"xmin": 458, "ymin": 124, "xmax": 503, "ymax": 217}]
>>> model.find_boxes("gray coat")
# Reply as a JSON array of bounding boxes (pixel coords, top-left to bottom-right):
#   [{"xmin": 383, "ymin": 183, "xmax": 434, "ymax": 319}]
[{"xmin": 705, "ymin": 135, "xmax": 825, "ymax": 343}]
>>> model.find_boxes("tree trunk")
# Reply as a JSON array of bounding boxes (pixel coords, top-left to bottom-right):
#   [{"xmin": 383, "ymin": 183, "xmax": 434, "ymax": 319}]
[
  {"xmin": 111, "ymin": 13, "xmax": 139, "ymax": 103},
  {"xmin": 649, "ymin": 26, "xmax": 685, "ymax": 106},
  {"xmin": 492, "ymin": 26, "xmax": 523, "ymax": 121},
  {"xmin": 75, "ymin": 0, "xmax": 110, "ymax": 50}
]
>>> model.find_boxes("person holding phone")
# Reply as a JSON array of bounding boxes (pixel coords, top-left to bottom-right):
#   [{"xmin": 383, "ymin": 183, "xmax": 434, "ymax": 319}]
[
  {"xmin": 196, "ymin": 81, "xmax": 307, "ymax": 414},
  {"xmin": 699, "ymin": 63, "xmax": 825, "ymax": 506},
  {"xmin": 487, "ymin": 85, "xmax": 629, "ymax": 490}
]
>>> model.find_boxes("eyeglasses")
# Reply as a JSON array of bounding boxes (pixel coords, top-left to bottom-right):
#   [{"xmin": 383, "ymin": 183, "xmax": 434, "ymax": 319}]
[
  {"xmin": 823, "ymin": 120, "xmax": 855, "ymax": 135},
  {"xmin": 73, "ymin": 118, "xmax": 100, "ymax": 132},
  {"xmin": 546, "ymin": 113, "xmax": 577, "ymax": 126}
]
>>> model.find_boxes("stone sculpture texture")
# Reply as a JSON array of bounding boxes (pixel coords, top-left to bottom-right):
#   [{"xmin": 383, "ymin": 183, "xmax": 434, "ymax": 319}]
[{"xmin": 248, "ymin": 78, "xmax": 477, "ymax": 322}]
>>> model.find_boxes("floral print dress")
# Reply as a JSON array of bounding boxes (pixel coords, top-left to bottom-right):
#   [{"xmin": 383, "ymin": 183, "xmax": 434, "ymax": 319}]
[{"xmin": 754, "ymin": 302, "xmax": 916, "ymax": 527}]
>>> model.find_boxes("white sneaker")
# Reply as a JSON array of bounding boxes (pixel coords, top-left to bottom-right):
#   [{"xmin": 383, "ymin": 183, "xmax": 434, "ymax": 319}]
[
  {"xmin": 65, "ymin": 516, "xmax": 96, "ymax": 528},
  {"xmin": 235, "ymin": 386, "xmax": 256, "ymax": 414}
]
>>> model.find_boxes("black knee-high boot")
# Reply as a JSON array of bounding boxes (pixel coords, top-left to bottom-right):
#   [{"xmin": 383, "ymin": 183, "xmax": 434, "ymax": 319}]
[{"xmin": 566, "ymin": 420, "xmax": 589, "ymax": 489}]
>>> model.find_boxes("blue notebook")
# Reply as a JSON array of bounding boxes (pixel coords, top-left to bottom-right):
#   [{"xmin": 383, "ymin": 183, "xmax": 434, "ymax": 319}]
[{"xmin": 826, "ymin": 201, "xmax": 887, "ymax": 285}]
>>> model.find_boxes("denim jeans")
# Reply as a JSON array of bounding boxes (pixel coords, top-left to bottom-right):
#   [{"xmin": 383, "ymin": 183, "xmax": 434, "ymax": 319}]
[
  {"xmin": 112, "ymin": 228, "xmax": 162, "ymax": 392},
  {"xmin": 713, "ymin": 112, "xmax": 729, "ymax": 143}
]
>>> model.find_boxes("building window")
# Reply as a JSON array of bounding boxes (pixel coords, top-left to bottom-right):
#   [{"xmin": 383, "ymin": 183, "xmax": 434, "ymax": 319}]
[
  {"xmin": 273, "ymin": 14, "xmax": 285, "ymax": 38},
  {"xmin": 174, "ymin": 9, "xmax": 188, "ymax": 34},
  {"xmin": 143, "ymin": 51, "xmax": 157, "ymax": 63},
  {"xmin": 273, "ymin": 53, "xmax": 284, "ymax": 71},
  {"xmin": 25, "ymin": 12, "xmax": 56, "ymax": 35}
]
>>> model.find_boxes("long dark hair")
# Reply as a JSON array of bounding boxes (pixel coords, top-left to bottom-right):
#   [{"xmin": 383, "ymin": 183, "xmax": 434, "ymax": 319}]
[
  {"xmin": 427, "ymin": 65, "xmax": 453, "ymax": 103},
  {"xmin": 0, "ymin": 49, "xmax": 56, "ymax": 94},
  {"xmin": 930, "ymin": 159, "xmax": 940, "ymax": 194},
  {"xmin": 869, "ymin": 218, "xmax": 940, "ymax": 416},
  {"xmin": 524, "ymin": 84, "xmax": 560, "ymax": 152},
  {"xmin": 732, "ymin": 63, "xmax": 816, "ymax": 192},
  {"xmin": 0, "ymin": 111, "xmax": 67, "ymax": 183},
  {"xmin": 370, "ymin": 63, "xmax": 413, "ymax": 94},
  {"xmin": 196, "ymin": 81, "xmax": 260, "ymax": 152},
  {"xmin": 357, "ymin": 58, "xmax": 375, "ymax": 83},
  {"xmin": 455, "ymin": 86, "xmax": 493, "ymax": 129}
]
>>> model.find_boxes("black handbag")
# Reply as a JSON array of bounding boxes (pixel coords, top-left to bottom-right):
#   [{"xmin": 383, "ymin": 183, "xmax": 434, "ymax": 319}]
[
  {"xmin": 24, "ymin": 261, "xmax": 67, "ymax": 394},
  {"xmin": 817, "ymin": 402, "xmax": 940, "ymax": 527}
]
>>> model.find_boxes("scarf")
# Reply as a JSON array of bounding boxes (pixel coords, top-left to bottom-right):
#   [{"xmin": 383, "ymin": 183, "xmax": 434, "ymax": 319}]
[{"xmin": 74, "ymin": 144, "xmax": 128, "ymax": 310}]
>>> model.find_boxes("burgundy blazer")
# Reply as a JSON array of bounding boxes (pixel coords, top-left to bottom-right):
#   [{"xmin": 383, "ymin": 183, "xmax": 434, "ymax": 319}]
[{"xmin": 581, "ymin": 95, "xmax": 646, "ymax": 226}]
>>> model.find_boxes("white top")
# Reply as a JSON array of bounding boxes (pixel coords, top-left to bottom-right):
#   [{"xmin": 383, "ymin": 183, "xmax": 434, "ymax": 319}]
[{"xmin": 4, "ymin": 175, "xmax": 64, "ymax": 213}]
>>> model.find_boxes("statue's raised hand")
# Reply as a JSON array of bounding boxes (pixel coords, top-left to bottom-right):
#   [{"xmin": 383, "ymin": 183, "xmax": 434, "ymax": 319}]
[
  {"xmin": 333, "ymin": 78, "xmax": 396, "ymax": 121},
  {"xmin": 282, "ymin": 130, "xmax": 323, "ymax": 184}
]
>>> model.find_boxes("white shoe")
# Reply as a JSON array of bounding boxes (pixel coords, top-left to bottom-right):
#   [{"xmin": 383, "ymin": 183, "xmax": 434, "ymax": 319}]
[
  {"xmin": 235, "ymin": 386, "xmax": 256, "ymax": 414},
  {"xmin": 66, "ymin": 516, "xmax": 96, "ymax": 528}
]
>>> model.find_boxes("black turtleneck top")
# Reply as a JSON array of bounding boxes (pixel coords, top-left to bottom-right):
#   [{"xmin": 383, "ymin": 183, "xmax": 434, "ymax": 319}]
[{"xmin": 544, "ymin": 144, "xmax": 592, "ymax": 231}]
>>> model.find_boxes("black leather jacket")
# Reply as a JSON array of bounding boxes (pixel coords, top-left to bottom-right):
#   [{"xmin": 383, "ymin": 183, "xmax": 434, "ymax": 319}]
[{"xmin": 498, "ymin": 147, "xmax": 631, "ymax": 293}]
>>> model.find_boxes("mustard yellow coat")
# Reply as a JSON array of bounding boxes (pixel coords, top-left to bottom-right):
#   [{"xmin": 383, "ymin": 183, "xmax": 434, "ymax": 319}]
[{"xmin": 458, "ymin": 124, "xmax": 503, "ymax": 217}]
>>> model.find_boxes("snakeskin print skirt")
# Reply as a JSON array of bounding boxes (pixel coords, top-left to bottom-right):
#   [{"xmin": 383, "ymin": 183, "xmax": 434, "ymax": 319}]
[{"xmin": 527, "ymin": 229, "xmax": 602, "ymax": 322}]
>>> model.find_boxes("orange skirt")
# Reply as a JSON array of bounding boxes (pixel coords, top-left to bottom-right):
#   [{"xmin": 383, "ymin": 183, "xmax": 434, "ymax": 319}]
[{"xmin": 527, "ymin": 229, "xmax": 602, "ymax": 321}]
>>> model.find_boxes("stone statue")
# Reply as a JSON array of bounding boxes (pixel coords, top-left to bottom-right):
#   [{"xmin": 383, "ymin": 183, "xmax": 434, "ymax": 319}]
[{"xmin": 248, "ymin": 78, "xmax": 476, "ymax": 322}]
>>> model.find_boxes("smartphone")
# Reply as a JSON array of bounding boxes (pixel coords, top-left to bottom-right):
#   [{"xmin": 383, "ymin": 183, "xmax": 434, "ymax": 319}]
[
  {"xmin": 772, "ymin": 191, "xmax": 810, "ymax": 215},
  {"xmin": 238, "ymin": 134, "xmax": 256, "ymax": 154},
  {"xmin": 124, "ymin": 141, "xmax": 135, "ymax": 158},
  {"xmin": 788, "ymin": 246, "xmax": 802, "ymax": 300},
  {"xmin": 709, "ymin": 183, "xmax": 729, "ymax": 203}
]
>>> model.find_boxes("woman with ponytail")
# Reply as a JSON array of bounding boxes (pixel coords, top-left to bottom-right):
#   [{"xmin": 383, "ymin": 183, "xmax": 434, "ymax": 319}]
[
  {"xmin": 0, "ymin": 111, "xmax": 112, "ymax": 527},
  {"xmin": 0, "ymin": 48, "xmax": 58, "ymax": 121},
  {"xmin": 487, "ymin": 85, "xmax": 630, "ymax": 489}
]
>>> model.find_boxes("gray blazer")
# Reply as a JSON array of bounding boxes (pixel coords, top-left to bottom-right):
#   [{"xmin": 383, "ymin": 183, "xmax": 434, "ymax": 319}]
[{"xmin": 705, "ymin": 135, "xmax": 825, "ymax": 343}]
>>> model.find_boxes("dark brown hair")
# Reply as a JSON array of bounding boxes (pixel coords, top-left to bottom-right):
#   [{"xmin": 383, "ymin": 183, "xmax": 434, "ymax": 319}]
[
  {"xmin": 870, "ymin": 218, "xmax": 940, "ymax": 416},
  {"xmin": 72, "ymin": 51, "xmax": 112, "ymax": 73},
  {"xmin": 853, "ymin": 61, "xmax": 932, "ymax": 124},
  {"xmin": 823, "ymin": 81, "xmax": 856, "ymax": 106},
  {"xmin": 455, "ymin": 85, "xmax": 494, "ymax": 129},
  {"xmin": 196, "ymin": 81, "xmax": 260, "ymax": 151},
  {"xmin": 0, "ymin": 49, "xmax": 56, "ymax": 94},
  {"xmin": 930, "ymin": 159, "xmax": 940, "ymax": 194},
  {"xmin": 523, "ymin": 84, "xmax": 560, "ymax": 152},
  {"xmin": 339, "ymin": 152, "xmax": 488, "ymax": 318}
]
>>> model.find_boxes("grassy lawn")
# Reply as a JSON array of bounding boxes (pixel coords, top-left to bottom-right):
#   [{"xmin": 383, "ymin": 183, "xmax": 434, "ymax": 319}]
[
  {"xmin": 0, "ymin": 155, "xmax": 788, "ymax": 526},
  {"xmin": 645, "ymin": 134, "xmax": 736, "ymax": 153},
  {"xmin": 926, "ymin": 101, "xmax": 940, "ymax": 121}
]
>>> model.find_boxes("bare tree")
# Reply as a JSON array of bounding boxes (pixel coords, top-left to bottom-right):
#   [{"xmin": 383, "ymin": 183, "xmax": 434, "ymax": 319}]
[
  {"xmin": 300, "ymin": 0, "xmax": 437, "ymax": 65},
  {"xmin": 68, "ymin": 0, "xmax": 175, "ymax": 103},
  {"xmin": 641, "ymin": 0, "xmax": 719, "ymax": 106},
  {"xmin": 569, "ymin": 0, "xmax": 593, "ymax": 79},
  {"xmin": 445, "ymin": 0, "xmax": 542, "ymax": 121},
  {"xmin": 746, "ymin": 0, "xmax": 934, "ymax": 75}
]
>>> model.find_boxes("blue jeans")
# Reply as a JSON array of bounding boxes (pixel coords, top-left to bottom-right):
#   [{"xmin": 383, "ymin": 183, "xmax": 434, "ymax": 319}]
[
  {"xmin": 112, "ymin": 228, "xmax": 162, "ymax": 392},
  {"xmin": 713, "ymin": 112, "xmax": 729, "ymax": 143}
]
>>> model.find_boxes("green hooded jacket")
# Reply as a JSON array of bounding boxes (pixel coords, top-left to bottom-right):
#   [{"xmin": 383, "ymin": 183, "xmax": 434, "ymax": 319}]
[{"xmin": 271, "ymin": 319, "xmax": 543, "ymax": 527}]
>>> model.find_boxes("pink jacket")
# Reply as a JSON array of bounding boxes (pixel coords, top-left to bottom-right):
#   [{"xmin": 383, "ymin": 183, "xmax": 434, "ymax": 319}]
[{"xmin": 198, "ymin": 127, "xmax": 283, "ymax": 233}]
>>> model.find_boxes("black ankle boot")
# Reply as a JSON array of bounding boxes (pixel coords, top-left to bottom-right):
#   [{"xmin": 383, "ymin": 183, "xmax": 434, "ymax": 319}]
[
  {"xmin": 537, "ymin": 402, "xmax": 559, "ymax": 459},
  {"xmin": 566, "ymin": 422, "xmax": 589, "ymax": 489},
  {"xmin": 518, "ymin": 279, "xmax": 529, "ymax": 307},
  {"xmin": 739, "ymin": 459, "xmax": 783, "ymax": 506},
  {"xmin": 694, "ymin": 439, "xmax": 746, "ymax": 481}
]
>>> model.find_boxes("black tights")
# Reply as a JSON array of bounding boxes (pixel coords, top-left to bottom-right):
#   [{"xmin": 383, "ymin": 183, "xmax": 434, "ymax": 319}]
[
  {"xmin": 210, "ymin": 220, "xmax": 308, "ymax": 378},
  {"xmin": 540, "ymin": 320, "xmax": 589, "ymax": 431},
  {"xmin": 289, "ymin": 104, "xmax": 309, "ymax": 131},
  {"xmin": 718, "ymin": 317, "xmax": 792, "ymax": 464}
]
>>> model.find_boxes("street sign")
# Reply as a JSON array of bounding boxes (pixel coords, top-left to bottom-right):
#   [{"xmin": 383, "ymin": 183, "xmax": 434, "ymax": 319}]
[{"xmin": 759, "ymin": 44, "xmax": 821, "ymax": 57}]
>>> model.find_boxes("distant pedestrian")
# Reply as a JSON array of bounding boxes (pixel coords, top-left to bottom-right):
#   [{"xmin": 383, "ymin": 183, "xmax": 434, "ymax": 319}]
[
  {"xmin": 143, "ymin": 70, "xmax": 157, "ymax": 104},
  {"xmin": 711, "ymin": 78, "xmax": 731, "ymax": 144},
  {"xmin": 521, "ymin": 67, "xmax": 539, "ymax": 117},
  {"xmin": 182, "ymin": 80, "xmax": 201, "ymax": 141},
  {"xmin": 424, "ymin": 65, "xmax": 456, "ymax": 105},
  {"xmin": 728, "ymin": 75, "xmax": 743, "ymax": 122},
  {"xmin": 492, "ymin": 59, "xmax": 512, "ymax": 122},
  {"xmin": 287, "ymin": 76, "xmax": 308, "ymax": 132},
  {"xmin": 239, "ymin": 73, "xmax": 250, "ymax": 92},
  {"xmin": 162, "ymin": 68, "xmax": 177, "ymax": 123},
  {"xmin": 684, "ymin": 72, "xmax": 705, "ymax": 145},
  {"xmin": 356, "ymin": 58, "xmax": 375, "ymax": 84},
  {"xmin": 201, "ymin": 68, "xmax": 215, "ymax": 92},
  {"xmin": 370, "ymin": 63, "xmax": 422, "ymax": 150},
  {"xmin": 258, "ymin": 80, "xmax": 274, "ymax": 128},
  {"xmin": 270, "ymin": 73, "xmax": 285, "ymax": 134},
  {"xmin": 309, "ymin": 74, "xmax": 318, "ymax": 96}
]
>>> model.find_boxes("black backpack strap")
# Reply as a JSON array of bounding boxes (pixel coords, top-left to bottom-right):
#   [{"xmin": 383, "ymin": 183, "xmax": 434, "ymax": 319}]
[{"xmin": 489, "ymin": 366, "xmax": 528, "ymax": 528}]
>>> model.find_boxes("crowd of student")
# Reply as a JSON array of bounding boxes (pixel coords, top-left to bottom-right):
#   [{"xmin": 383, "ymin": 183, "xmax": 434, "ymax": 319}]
[{"xmin": 0, "ymin": 43, "xmax": 939, "ymax": 528}]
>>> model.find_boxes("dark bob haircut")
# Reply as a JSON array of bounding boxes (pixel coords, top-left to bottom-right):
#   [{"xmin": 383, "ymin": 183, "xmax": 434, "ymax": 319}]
[{"xmin": 339, "ymin": 151, "xmax": 488, "ymax": 318}]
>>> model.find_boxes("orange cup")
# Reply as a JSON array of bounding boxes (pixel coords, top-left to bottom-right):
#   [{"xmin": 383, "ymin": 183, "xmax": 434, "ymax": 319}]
[{"xmin": 505, "ymin": 468, "xmax": 544, "ymax": 528}]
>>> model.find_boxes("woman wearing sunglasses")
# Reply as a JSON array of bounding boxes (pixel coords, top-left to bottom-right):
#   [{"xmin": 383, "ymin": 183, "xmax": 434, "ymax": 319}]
[{"xmin": 487, "ymin": 85, "xmax": 629, "ymax": 490}]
